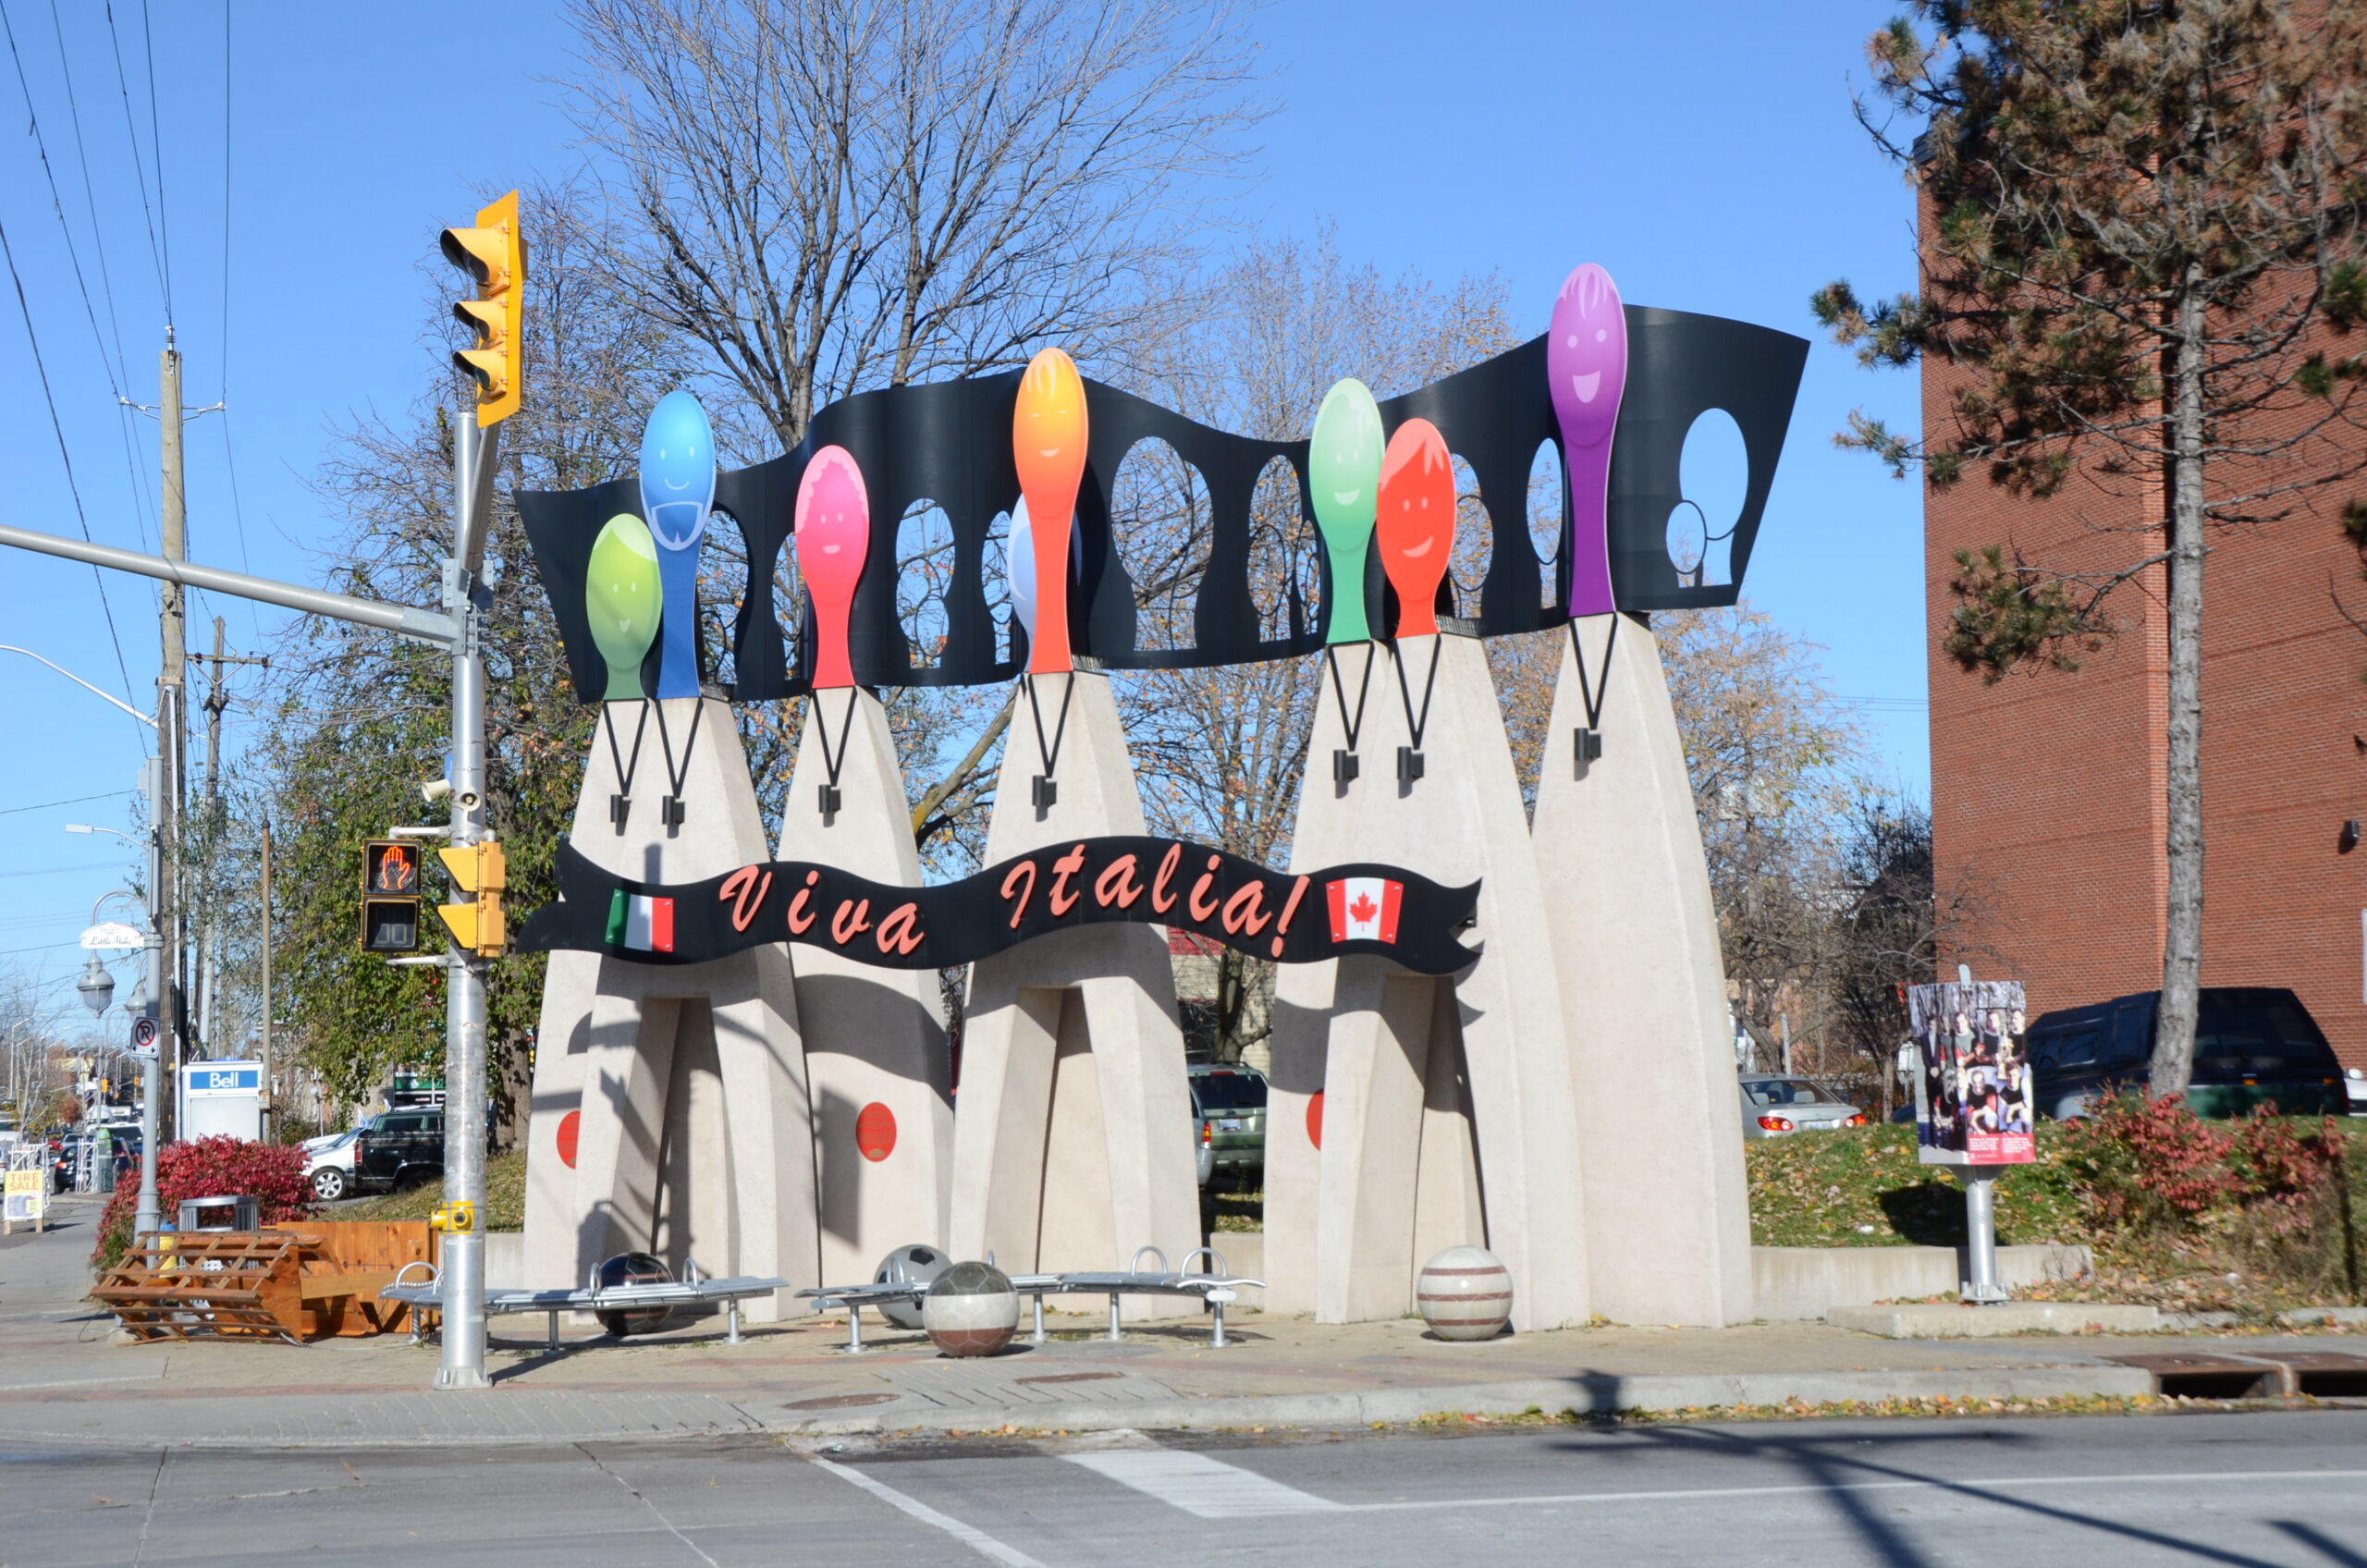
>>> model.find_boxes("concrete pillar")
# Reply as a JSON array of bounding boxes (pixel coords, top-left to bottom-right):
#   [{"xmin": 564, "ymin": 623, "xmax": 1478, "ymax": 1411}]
[
  {"xmin": 520, "ymin": 696, "xmax": 816, "ymax": 1317},
  {"xmin": 1268, "ymin": 635, "xmax": 1590, "ymax": 1329},
  {"xmin": 947, "ymin": 670, "xmax": 1199, "ymax": 1292},
  {"xmin": 1533, "ymin": 615, "xmax": 1754, "ymax": 1326},
  {"xmin": 779, "ymin": 686, "xmax": 953, "ymax": 1283}
]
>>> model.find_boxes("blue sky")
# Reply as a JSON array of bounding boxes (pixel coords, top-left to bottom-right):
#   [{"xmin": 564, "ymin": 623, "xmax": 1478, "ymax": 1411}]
[{"xmin": 0, "ymin": 0, "xmax": 1928, "ymax": 1026}]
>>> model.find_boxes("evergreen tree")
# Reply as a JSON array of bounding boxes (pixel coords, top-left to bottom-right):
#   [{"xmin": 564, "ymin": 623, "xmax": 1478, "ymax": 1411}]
[{"xmin": 1813, "ymin": 0, "xmax": 2367, "ymax": 1092}]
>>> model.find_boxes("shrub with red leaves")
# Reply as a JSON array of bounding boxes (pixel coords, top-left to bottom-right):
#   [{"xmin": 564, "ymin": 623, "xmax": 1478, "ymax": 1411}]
[
  {"xmin": 2060, "ymin": 1093, "xmax": 2236, "ymax": 1230},
  {"xmin": 91, "ymin": 1136, "xmax": 314, "ymax": 1269}
]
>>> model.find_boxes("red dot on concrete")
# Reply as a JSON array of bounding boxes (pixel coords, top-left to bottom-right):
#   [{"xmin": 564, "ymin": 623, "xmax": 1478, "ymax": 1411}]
[
  {"xmin": 1306, "ymin": 1091, "xmax": 1324, "ymax": 1150},
  {"xmin": 857, "ymin": 1102, "xmax": 898, "ymax": 1162},
  {"xmin": 557, "ymin": 1109, "xmax": 580, "ymax": 1170}
]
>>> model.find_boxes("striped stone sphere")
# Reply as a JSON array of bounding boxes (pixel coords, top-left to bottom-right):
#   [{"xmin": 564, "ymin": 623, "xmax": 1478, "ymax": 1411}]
[
  {"xmin": 922, "ymin": 1261, "xmax": 1021, "ymax": 1358},
  {"xmin": 1417, "ymin": 1245, "xmax": 1513, "ymax": 1341}
]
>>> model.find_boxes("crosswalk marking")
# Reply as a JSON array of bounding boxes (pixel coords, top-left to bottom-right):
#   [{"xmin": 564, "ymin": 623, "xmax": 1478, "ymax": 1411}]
[{"xmin": 1063, "ymin": 1448, "xmax": 1344, "ymax": 1518}]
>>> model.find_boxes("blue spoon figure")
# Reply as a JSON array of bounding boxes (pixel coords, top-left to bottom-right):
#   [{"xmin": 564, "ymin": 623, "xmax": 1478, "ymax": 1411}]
[{"xmin": 639, "ymin": 390, "xmax": 717, "ymax": 699}]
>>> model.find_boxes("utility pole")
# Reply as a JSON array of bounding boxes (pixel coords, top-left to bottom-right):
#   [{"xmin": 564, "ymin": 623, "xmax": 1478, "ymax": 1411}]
[
  {"xmin": 259, "ymin": 815, "xmax": 273, "ymax": 1142},
  {"xmin": 157, "ymin": 335, "xmax": 187, "ymax": 1141},
  {"xmin": 190, "ymin": 616, "xmax": 266, "ymax": 1063}
]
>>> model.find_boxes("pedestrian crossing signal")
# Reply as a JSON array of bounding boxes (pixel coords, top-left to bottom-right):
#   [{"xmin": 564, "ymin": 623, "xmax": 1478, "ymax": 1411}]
[{"xmin": 362, "ymin": 839, "xmax": 422, "ymax": 953}]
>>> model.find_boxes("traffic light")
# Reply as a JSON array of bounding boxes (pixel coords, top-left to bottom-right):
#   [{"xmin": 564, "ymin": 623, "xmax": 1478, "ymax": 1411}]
[
  {"xmin": 436, "ymin": 839, "xmax": 509, "ymax": 957},
  {"xmin": 362, "ymin": 840, "xmax": 423, "ymax": 953},
  {"xmin": 439, "ymin": 190, "xmax": 526, "ymax": 426}
]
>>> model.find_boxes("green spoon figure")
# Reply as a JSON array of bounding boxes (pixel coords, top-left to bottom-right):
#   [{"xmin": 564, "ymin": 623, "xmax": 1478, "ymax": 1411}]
[
  {"xmin": 586, "ymin": 513, "xmax": 663, "ymax": 700},
  {"xmin": 1308, "ymin": 378, "xmax": 1385, "ymax": 643}
]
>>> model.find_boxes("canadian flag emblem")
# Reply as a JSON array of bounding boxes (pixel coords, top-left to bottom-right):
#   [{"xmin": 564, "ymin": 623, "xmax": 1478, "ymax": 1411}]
[{"xmin": 1326, "ymin": 876, "xmax": 1404, "ymax": 944}]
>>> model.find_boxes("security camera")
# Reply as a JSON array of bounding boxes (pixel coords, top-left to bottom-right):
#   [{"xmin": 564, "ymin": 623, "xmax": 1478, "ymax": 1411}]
[{"xmin": 420, "ymin": 778, "xmax": 452, "ymax": 802}]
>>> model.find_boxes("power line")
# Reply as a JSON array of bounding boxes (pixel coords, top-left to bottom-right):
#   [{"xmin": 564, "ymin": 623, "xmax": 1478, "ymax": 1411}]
[
  {"xmin": 2, "ymin": 0, "xmax": 117, "ymax": 399},
  {"xmin": 0, "ymin": 209, "xmax": 141, "ymax": 719},
  {"xmin": 43, "ymin": 0, "xmax": 154, "ymax": 558},
  {"xmin": 215, "ymin": 0, "xmax": 258, "ymax": 639},
  {"xmin": 136, "ymin": 0, "xmax": 169, "ymax": 323},
  {"xmin": 43, "ymin": 0, "xmax": 129, "ymax": 391},
  {"xmin": 0, "ymin": 790, "xmax": 133, "ymax": 817},
  {"xmin": 102, "ymin": 0, "xmax": 166, "ymax": 325}
]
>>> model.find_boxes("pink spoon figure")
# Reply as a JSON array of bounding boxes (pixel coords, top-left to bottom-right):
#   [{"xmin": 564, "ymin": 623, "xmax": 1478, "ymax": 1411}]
[
  {"xmin": 796, "ymin": 446, "xmax": 869, "ymax": 690},
  {"xmin": 1548, "ymin": 263, "xmax": 1627, "ymax": 616},
  {"xmin": 1376, "ymin": 418, "xmax": 1455, "ymax": 639}
]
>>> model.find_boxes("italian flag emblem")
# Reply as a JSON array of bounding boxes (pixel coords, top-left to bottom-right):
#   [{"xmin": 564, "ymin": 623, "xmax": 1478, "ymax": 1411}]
[
  {"xmin": 1325, "ymin": 876, "xmax": 1403, "ymax": 944},
  {"xmin": 605, "ymin": 890, "xmax": 675, "ymax": 953}
]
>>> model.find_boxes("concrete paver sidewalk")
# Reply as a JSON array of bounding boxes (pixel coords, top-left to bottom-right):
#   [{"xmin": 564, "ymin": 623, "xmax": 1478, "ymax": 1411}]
[{"xmin": 4, "ymin": 1199, "xmax": 2357, "ymax": 1450}]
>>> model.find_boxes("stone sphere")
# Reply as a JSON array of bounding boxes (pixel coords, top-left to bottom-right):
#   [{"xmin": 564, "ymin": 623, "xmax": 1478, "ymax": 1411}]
[
  {"xmin": 872, "ymin": 1243, "xmax": 951, "ymax": 1329},
  {"xmin": 922, "ymin": 1260, "xmax": 1020, "ymax": 1358},
  {"xmin": 594, "ymin": 1251, "xmax": 675, "ymax": 1337},
  {"xmin": 1417, "ymin": 1245, "xmax": 1512, "ymax": 1341}
]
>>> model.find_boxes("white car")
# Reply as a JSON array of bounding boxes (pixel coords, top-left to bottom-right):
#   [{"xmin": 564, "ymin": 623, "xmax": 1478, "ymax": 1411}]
[
  {"xmin": 303, "ymin": 1129, "xmax": 362, "ymax": 1202},
  {"xmin": 2349, "ymin": 1067, "xmax": 2366, "ymax": 1117}
]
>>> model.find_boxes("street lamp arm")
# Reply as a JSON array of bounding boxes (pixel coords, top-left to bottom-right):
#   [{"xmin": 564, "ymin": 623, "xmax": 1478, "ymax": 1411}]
[
  {"xmin": 0, "ymin": 523, "xmax": 460, "ymax": 648},
  {"xmin": 0, "ymin": 645, "xmax": 157, "ymax": 728}
]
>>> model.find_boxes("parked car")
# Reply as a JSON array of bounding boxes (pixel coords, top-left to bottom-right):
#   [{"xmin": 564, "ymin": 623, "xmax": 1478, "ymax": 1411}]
[
  {"xmin": 1739, "ymin": 1075, "xmax": 1868, "ymax": 1139},
  {"xmin": 2347, "ymin": 1067, "xmax": 2365, "ymax": 1116},
  {"xmin": 2026, "ymin": 986, "xmax": 2349, "ymax": 1120},
  {"xmin": 349, "ymin": 1109, "xmax": 445, "ymax": 1194},
  {"xmin": 303, "ymin": 1128, "xmax": 362, "ymax": 1202},
  {"xmin": 1186, "ymin": 1064, "xmax": 1267, "ymax": 1179}
]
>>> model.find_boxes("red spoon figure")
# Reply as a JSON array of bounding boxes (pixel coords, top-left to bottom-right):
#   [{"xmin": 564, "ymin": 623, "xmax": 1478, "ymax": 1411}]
[
  {"xmin": 796, "ymin": 446, "xmax": 869, "ymax": 690},
  {"xmin": 1376, "ymin": 419, "xmax": 1455, "ymax": 638},
  {"xmin": 1013, "ymin": 348, "xmax": 1087, "ymax": 674}
]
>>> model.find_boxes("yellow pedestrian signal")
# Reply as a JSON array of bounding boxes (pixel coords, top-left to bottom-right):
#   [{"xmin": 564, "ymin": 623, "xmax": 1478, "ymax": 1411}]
[
  {"xmin": 439, "ymin": 190, "xmax": 526, "ymax": 426},
  {"xmin": 436, "ymin": 839, "xmax": 509, "ymax": 957},
  {"xmin": 361, "ymin": 839, "xmax": 423, "ymax": 953}
]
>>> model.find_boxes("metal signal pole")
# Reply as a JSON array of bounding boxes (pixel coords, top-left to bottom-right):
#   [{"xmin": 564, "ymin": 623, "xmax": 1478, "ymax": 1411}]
[{"xmin": 435, "ymin": 419, "xmax": 499, "ymax": 1390}]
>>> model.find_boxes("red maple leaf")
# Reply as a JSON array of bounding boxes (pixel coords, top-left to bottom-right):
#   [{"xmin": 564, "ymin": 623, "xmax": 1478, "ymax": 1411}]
[{"xmin": 1348, "ymin": 891, "xmax": 1379, "ymax": 925}]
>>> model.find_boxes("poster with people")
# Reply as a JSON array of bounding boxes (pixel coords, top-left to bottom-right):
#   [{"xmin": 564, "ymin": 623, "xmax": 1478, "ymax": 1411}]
[{"xmin": 1905, "ymin": 980, "xmax": 2036, "ymax": 1166}]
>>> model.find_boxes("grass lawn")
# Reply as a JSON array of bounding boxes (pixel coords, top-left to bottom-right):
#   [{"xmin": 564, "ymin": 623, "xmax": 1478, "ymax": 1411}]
[
  {"xmin": 336, "ymin": 1148, "xmax": 528, "ymax": 1231},
  {"xmin": 1745, "ymin": 1123, "xmax": 2090, "ymax": 1248}
]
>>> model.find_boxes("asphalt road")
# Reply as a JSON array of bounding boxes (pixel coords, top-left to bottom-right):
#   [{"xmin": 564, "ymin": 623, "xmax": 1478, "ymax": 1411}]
[{"xmin": 2, "ymin": 1410, "xmax": 2363, "ymax": 1567}]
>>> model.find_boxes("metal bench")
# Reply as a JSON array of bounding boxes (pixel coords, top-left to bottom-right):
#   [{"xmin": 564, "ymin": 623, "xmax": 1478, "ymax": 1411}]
[{"xmin": 383, "ymin": 1260, "xmax": 789, "ymax": 1353}]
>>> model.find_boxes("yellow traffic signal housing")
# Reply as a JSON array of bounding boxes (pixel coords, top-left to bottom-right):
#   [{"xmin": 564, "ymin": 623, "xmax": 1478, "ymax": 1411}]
[
  {"xmin": 436, "ymin": 840, "xmax": 509, "ymax": 957},
  {"xmin": 439, "ymin": 190, "xmax": 526, "ymax": 426}
]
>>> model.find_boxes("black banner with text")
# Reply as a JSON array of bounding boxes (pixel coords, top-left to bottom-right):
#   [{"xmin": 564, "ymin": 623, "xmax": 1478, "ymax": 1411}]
[{"xmin": 517, "ymin": 837, "xmax": 1480, "ymax": 975}]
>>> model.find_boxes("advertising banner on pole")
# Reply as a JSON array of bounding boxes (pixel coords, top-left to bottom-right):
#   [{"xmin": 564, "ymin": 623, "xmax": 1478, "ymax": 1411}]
[{"xmin": 1905, "ymin": 981, "xmax": 2036, "ymax": 1166}]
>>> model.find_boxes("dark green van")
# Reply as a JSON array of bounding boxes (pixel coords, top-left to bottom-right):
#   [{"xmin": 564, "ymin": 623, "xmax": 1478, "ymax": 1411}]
[{"xmin": 2026, "ymin": 986, "xmax": 2349, "ymax": 1120}]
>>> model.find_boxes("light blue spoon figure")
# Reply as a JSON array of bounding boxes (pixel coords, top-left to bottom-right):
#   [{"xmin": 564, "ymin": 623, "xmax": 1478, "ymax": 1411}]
[{"xmin": 639, "ymin": 390, "xmax": 716, "ymax": 699}]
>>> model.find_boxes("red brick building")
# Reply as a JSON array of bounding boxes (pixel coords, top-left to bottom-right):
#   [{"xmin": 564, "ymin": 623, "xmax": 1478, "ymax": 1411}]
[{"xmin": 1924, "ymin": 307, "xmax": 2367, "ymax": 1072}]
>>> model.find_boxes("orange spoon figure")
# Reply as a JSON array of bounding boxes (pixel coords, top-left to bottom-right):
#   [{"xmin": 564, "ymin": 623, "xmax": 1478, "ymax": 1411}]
[
  {"xmin": 1375, "ymin": 418, "xmax": 1456, "ymax": 638},
  {"xmin": 1013, "ymin": 348, "xmax": 1086, "ymax": 674},
  {"xmin": 796, "ymin": 445, "xmax": 870, "ymax": 690}
]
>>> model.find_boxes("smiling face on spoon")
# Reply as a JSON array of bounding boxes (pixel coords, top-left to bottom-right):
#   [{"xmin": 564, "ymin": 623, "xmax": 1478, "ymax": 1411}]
[
  {"xmin": 1308, "ymin": 378, "xmax": 1384, "ymax": 644},
  {"xmin": 1548, "ymin": 263, "xmax": 1628, "ymax": 617},
  {"xmin": 1376, "ymin": 418, "xmax": 1454, "ymax": 639},
  {"xmin": 795, "ymin": 445, "xmax": 869, "ymax": 690}
]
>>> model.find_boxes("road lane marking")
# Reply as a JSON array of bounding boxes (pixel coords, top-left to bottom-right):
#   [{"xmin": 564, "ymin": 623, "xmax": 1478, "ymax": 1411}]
[
  {"xmin": 1347, "ymin": 1467, "xmax": 2367, "ymax": 1513},
  {"xmin": 1063, "ymin": 1449, "xmax": 1345, "ymax": 1517},
  {"xmin": 808, "ymin": 1455, "xmax": 1048, "ymax": 1567}
]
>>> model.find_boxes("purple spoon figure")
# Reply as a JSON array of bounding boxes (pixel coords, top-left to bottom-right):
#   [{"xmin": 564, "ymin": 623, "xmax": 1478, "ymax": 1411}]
[{"xmin": 1547, "ymin": 263, "xmax": 1627, "ymax": 616}]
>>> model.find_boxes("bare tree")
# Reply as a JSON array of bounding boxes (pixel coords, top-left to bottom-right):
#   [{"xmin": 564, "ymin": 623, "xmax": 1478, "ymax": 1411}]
[
  {"xmin": 558, "ymin": 0, "xmax": 1268, "ymax": 447},
  {"xmin": 1110, "ymin": 232, "xmax": 1522, "ymax": 1058},
  {"xmin": 1654, "ymin": 606, "xmax": 1869, "ymax": 1073},
  {"xmin": 1826, "ymin": 793, "xmax": 1993, "ymax": 1116}
]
